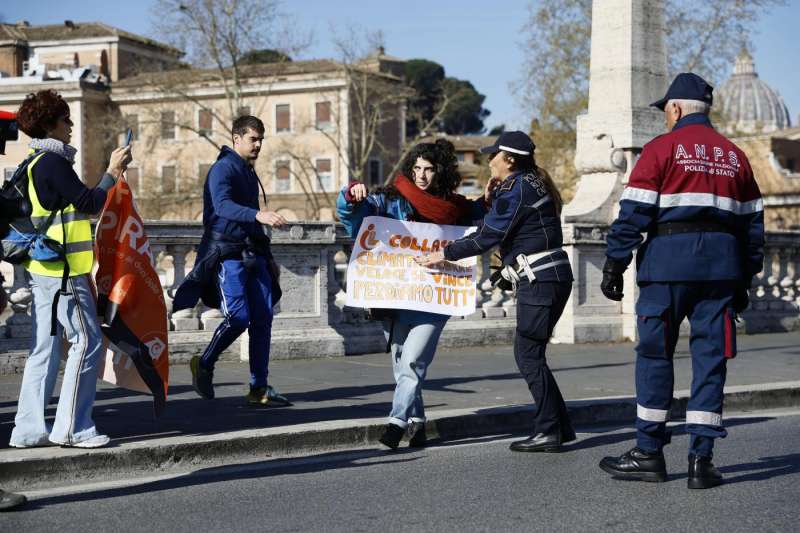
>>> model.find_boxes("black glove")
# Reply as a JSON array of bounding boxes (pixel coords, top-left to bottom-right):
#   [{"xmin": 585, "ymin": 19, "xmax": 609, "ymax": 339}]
[
  {"xmin": 600, "ymin": 257, "xmax": 627, "ymax": 301},
  {"xmin": 489, "ymin": 268, "xmax": 513, "ymax": 291},
  {"xmin": 733, "ymin": 284, "xmax": 750, "ymax": 314}
]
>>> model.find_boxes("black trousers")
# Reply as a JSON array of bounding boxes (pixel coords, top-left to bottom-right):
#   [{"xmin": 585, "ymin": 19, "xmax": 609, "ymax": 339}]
[{"xmin": 513, "ymin": 280, "xmax": 575, "ymax": 441}]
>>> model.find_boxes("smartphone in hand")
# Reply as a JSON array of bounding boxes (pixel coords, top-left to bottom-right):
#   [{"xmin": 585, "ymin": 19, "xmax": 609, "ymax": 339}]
[{"xmin": 124, "ymin": 128, "xmax": 133, "ymax": 147}]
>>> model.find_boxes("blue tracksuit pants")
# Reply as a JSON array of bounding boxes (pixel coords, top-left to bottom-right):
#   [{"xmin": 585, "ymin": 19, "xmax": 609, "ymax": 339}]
[
  {"xmin": 635, "ymin": 281, "xmax": 737, "ymax": 458},
  {"xmin": 199, "ymin": 256, "xmax": 273, "ymax": 388}
]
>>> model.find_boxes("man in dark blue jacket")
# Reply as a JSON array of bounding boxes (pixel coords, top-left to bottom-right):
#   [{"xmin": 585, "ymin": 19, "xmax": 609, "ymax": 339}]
[
  {"xmin": 176, "ymin": 115, "xmax": 289, "ymax": 406},
  {"xmin": 598, "ymin": 73, "xmax": 764, "ymax": 489}
]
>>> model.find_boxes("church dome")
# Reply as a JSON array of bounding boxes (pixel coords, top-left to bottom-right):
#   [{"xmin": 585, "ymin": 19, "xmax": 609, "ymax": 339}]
[{"xmin": 718, "ymin": 49, "xmax": 791, "ymax": 135}]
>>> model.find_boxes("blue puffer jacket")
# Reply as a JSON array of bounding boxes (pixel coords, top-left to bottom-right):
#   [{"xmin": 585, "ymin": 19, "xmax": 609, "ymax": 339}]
[{"xmin": 337, "ymin": 185, "xmax": 487, "ymax": 324}]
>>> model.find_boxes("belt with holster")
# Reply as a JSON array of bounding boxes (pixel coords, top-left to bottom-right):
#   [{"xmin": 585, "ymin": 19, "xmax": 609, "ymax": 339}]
[
  {"xmin": 651, "ymin": 221, "xmax": 735, "ymax": 236},
  {"xmin": 490, "ymin": 247, "xmax": 569, "ymax": 290}
]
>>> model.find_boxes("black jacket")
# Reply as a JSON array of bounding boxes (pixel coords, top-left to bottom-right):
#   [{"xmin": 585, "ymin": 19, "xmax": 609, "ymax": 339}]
[{"xmin": 172, "ymin": 232, "xmax": 281, "ymax": 312}]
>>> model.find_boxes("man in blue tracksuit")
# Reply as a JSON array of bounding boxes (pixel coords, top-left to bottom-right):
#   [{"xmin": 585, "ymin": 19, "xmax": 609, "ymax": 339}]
[
  {"xmin": 598, "ymin": 74, "xmax": 764, "ymax": 488},
  {"xmin": 174, "ymin": 115, "xmax": 290, "ymax": 406}
]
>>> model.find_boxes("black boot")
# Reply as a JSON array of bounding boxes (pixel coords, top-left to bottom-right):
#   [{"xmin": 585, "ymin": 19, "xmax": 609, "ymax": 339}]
[
  {"xmin": 408, "ymin": 425, "xmax": 427, "ymax": 448},
  {"xmin": 599, "ymin": 447, "xmax": 667, "ymax": 482},
  {"xmin": 509, "ymin": 432, "xmax": 561, "ymax": 453},
  {"xmin": 378, "ymin": 423, "xmax": 405, "ymax": 450},
  {"xmin": 687, "ymin": 454, "xmax": 723, "ymax": 489}
]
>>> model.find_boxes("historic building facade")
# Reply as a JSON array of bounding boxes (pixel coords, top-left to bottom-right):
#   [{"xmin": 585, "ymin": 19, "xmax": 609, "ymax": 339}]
[{"xmin": 0, "ymin": 21, "xmax": 406, "ymax": 222}]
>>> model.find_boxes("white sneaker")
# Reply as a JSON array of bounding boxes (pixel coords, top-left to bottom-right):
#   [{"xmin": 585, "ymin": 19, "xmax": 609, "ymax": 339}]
[
  {"xmin": 8, "ymin": 437, "xmax": 56, "ymax": 449},
  {"xmin": 51, "ymin": 434, "xmax": 110, "ymax": 449}
]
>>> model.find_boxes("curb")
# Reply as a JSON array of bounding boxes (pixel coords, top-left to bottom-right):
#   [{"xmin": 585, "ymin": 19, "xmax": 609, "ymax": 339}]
[{"xmin": 2, "ymin": 381, "xmax": 799, "ymax": 488}]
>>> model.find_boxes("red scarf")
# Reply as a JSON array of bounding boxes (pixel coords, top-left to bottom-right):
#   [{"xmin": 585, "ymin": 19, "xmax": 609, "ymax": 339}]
[{"xmin": 393, "ymin": 174, "xmax": 473, "ymax": 225}]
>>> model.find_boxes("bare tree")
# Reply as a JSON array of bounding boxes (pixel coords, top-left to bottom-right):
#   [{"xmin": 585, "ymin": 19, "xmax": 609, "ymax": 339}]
[
  {"xmin": 116, "ymin": 0, "xmax": 319, "ymax": 219},
  {"xmin": 514, "ymin": 0, "xmax": 787, "ymax": 200},
  {"xmin": 149, "ymin": 0, "xmax": 311, "ymax": 140}
]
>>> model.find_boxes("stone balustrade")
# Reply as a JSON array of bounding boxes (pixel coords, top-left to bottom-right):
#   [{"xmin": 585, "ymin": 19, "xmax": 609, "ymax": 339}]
[
  {"xmin": 0, "ymin": 221, "xmax": 518, "ymax": 368},
  {"xmin": 2, "ymin": 222, "xmax": 799, "ymax": 370}
]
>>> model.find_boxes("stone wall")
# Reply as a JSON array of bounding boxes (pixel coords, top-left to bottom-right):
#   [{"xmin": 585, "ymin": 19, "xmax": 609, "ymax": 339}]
[{"xmin": 2, "ymin": 222, "xmax": 798, "ymax": 373}]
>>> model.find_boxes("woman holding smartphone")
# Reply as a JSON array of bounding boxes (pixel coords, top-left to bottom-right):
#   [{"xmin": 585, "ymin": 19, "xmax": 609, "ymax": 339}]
[{"xmin": 9, "ymin": 89, "xmax": 131, "ymax": 449}]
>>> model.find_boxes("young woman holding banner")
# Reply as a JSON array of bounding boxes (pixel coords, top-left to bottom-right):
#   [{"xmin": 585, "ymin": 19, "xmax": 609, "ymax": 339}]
[{"xmin": 337, "ymin": 139, "xmax": 494, "ymax": 449}]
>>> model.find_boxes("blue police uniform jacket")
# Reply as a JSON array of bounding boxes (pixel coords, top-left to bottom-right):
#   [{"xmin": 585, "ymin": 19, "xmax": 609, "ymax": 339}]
[
  {"xmin": 443, "ymin": 170, "xmax": 573, "ymax": 283},
  {"xmin": 606, "ymin": 113, "xmax": 765, "ymax": 283},
  {"xmin": 173, "ymin": 146, "xmax": 279, "ymax": 312},
  {"xmin": 337, "ymin": 185, "xmax": 487, "ymax": 323}
]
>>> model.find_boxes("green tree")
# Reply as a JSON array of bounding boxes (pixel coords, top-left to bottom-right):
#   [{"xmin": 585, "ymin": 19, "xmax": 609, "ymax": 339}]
[
  {"xmin": 489, "ymin": 124, "xmax": 506, "ymax": 136},
  {"xmin": 404, "ymin": 58, "xmax": 490, "ymax": 137},
  {"xmin": 516, "ymin": 0, "xmax": 786, "ymax": 201},
  {"xmin": 441, "ymin": 77, "xmax": 490, "ymax": 135},
  {"xmin": 405, "ymin": 59, "xmax": 446, "ymax": 138},
  {"xmin": 239, "ymin": 49, "xmax": 292, "ymax": 65}
]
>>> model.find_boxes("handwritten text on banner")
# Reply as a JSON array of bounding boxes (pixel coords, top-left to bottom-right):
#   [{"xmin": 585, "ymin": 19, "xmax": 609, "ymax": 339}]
[{"xmin": 346, "ymin": 216, "xmax": 477, "ymax": 316}]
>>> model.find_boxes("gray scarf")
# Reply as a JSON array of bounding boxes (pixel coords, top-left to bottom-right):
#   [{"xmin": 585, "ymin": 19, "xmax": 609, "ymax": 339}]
[{"xmin": 29, "ymin": 138, "xmax": 77, "ymax": 164}]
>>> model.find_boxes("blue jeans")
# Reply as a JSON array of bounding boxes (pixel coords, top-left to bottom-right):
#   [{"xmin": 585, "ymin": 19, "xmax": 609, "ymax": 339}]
[
  {"xmin": 199, "ymin": 257, "xmax": 273, "ymax": 388},
  {"xmin": 11, "ymin": 273, "xmax": 104, "ymax": 446},
  {"xmin": 385, "ymin": 318, "xmax": 446, "ymax": 428}
]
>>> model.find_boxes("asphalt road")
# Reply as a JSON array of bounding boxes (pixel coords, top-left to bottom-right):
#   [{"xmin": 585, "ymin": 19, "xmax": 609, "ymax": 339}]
[{"xmin": 4, "ymin": 409, "xmax": 800, "ymax": 532}]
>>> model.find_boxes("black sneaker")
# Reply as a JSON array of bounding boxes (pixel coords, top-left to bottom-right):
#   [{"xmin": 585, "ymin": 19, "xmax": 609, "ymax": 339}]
[
  {"xmin": 190, "ymin": 356, "xmax": 214, "ymax": 399},
  {"xmin": 378, "ymin": 423, "xmax": 405, "ymax": 450},
  {"xmin": 599, "ymin": 447, "xmax": 667, "ymax": 482},
  {"xmin": 687, "ymin": 454, "xmax": 723, "ymax": 489},
  {"xmin": 408, "ymin": 424, "xmax": 427, "ymax": 448}
]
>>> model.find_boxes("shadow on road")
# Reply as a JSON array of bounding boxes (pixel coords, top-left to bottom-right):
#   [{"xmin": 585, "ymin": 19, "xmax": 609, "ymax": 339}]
[
  {"xmin": 565, "ymin": 416, "xmax": 774, "ymax": 453},
  {"xmin": 719, "ymin": 453, "xmax": 800, "ymax": 483},
  {"xmin": 19, "ymin": 447, "xmax": 422, "ymax": 510}
]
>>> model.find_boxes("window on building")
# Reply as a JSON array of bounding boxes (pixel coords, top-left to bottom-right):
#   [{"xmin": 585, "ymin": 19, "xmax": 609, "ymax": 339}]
[
  {"xmin": 162, "ymin": 165, "xmax": 176, "ymax": 193},
  {"xmin": 315, "ymin": 101, "xmax": 332, "ymax": 130},
  {"xmin": 126, "ymin": 167, "xmax": 140, "ymax": 193},
  {"xmin": 124, "ymin": 114, "xmax": 139, "ymax": 141},
  {"xmin": 161, "ymin": 111, "xmax": 175, "ymax": 140},
  {"xmin": 198, "ymin": 109, "xmax": 213, "ymax": 136},
  {"xmin": 275, "ymin": 104, "xmax": 291, "ymax": 133},
  {"xmin": 275, "ymin": 160, "xmax": 291, "ymax": 192},
  {"xmin": 238, "ymin": 106, "xmax": 251, "ymax": 117},
  {"xmin": 368, "ymin": 159, "xmax": 382, "ymax": 187},
  {"xmin": 456, "ymin": 152, "xmax": 465, "ymax": 162},
  {"xmin": 199, "ymin": 163, "xmax": 212, "ymax": 184},
  {"xmin": 316, "ymin": 158, "xmax": 333, "ymax": 191}
]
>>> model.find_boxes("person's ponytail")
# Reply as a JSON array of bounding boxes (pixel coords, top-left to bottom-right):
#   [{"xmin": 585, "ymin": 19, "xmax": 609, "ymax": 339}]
[{"xmin": 534, "ymin": 165, "xmax": 563, "ymax": 216}]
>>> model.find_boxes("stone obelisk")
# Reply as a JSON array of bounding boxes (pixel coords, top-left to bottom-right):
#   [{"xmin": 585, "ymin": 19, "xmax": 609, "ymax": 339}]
[
  {"xmin": 563, "ymin": 0, "xmax": 667, "ymax": 224},
  {"xmin": 554, "ymin": 0, "xmax": 668, "ymax": 343}
]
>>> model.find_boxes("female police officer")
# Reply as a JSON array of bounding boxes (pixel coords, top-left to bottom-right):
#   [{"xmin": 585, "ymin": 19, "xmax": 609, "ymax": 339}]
[{"xmin": 416, "ymin": 131, "xmax": 575, "ymax": 452}]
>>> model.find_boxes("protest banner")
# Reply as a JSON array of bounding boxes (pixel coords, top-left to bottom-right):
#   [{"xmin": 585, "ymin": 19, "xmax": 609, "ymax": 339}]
[
  {"xmin": 346, "ymin": 216, "xmax": 478, "ymax": 316},
  {"xmin": 94, "ymin": 178, "xmax": 169, "ymax": 416}
]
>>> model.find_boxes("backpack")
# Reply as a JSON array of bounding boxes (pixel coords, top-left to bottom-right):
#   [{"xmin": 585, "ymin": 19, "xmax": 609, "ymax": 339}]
[{"xmin": 0, "ymin": 151, "xmax": 64, "ymax": 264}]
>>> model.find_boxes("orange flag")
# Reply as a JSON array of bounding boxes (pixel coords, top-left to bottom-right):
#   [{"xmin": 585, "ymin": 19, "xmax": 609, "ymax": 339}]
[{"xmin": 94, "ymin": 178, "xmax": 169, "ymax": 416}]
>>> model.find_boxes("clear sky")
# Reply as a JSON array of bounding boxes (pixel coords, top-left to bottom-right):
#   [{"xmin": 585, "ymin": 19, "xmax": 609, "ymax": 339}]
[{"xmin": 2, "ymin": 0, "xmax": 798, "ymax": 132}]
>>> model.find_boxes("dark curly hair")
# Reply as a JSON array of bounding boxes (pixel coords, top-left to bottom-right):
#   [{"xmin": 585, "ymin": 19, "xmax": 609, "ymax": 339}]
[
  {"xmin": 376, "ymin": 139, "xmax": 462, "ymax": 199},
  {"xmin": 16, "ymin": 90, "xmax": 70, "ymax": 139}
]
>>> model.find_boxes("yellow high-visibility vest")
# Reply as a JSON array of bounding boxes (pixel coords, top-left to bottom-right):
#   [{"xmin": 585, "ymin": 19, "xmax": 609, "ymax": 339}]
[{"xmin": 24, "ymin": 152, "xmax": 94, "ymax": 277}]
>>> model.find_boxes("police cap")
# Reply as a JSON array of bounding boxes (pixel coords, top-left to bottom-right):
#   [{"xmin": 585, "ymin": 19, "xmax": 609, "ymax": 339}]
[
  {"xmin": 650, "ymin": 72, "xmax": 714, "ymax": 111},
  {"xmin": 480, "ymin": 130, "xmax": 535, "ymax": 156}
]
